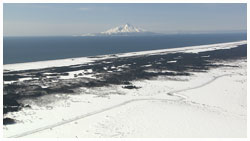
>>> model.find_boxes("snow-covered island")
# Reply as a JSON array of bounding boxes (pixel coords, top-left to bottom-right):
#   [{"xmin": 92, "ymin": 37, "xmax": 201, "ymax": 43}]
[
  {"xmin": 3, "ymin": 41, "xmax": 247, "ymax": 138},
  {"xmin": 81, "ymin": 23, "xmax": 160, "ymax": 36}
]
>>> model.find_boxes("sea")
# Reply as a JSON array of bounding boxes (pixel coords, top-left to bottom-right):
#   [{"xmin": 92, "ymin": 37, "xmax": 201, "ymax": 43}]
[{"xmin": 3, "ymin": 33, "xmax": 247, "ymax": 64}]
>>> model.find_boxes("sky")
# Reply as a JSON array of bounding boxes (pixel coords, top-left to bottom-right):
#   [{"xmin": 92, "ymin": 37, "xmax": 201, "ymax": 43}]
[{"xmin": 3, "ymin": 3, "xmax": 247, "ymax": 36}]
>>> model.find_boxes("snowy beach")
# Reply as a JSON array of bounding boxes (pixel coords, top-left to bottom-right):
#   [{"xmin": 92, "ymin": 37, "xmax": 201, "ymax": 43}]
[{"xmin": 3, "ymin": 41, "xmax": 247, "ymax": 138}]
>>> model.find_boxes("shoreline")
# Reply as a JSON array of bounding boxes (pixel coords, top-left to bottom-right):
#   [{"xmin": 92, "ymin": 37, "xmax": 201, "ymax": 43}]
[{"xmin": 4, "ymin": 40, "xmax": 246, "ymax": 71}]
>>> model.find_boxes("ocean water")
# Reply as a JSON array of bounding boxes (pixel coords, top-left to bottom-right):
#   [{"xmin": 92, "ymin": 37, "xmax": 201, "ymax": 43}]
[{"xmin": 3, "ymin": 33, "xmax": 246, "ymax": 64}]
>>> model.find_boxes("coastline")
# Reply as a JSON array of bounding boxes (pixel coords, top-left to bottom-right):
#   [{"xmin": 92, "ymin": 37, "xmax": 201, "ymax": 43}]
[{"xmin": 4, "ymin": 40, "xmax": 246, "ymax": 71}]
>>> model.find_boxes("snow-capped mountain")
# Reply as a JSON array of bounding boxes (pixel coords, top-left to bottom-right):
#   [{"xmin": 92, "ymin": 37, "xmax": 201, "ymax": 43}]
[
  {"xmin": 101, "ymin": 23, "xmax": 145, "ymax": 35},
  {"xmin": 81, "ymin": 23, "xmax": 160, "ymax": 36}
]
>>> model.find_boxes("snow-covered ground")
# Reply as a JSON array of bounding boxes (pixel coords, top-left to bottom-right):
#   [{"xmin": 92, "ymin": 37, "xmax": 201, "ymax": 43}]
[{"xmin": 3, "ymin": 41, "xmax": 247, "ymax": 138}]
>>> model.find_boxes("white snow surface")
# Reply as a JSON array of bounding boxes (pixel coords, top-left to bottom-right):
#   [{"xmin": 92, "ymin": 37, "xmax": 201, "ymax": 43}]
[
  {"xmin": 59, "ymin": 69, "xmax": 95, "ymax": 80},
  {"xmin": 3, "ymin": 42, "xmax": 247, "ymax": 138},
  {"xmin": 4, "ymin": 59, "xmax": 246, "ymax": 138}
]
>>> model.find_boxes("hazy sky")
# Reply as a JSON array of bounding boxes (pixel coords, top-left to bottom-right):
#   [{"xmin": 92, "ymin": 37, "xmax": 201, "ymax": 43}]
[{"xmin": 3, "ymin": 3, "xmax": 247, "ymax": 36}]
